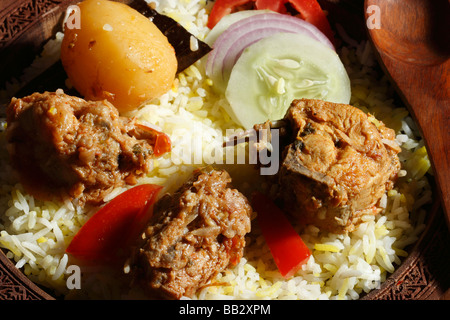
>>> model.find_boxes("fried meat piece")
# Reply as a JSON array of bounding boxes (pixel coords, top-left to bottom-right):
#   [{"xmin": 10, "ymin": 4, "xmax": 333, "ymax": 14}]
[
  {"xmin": 130, "ymin": 168, "xmax": 252, "ymax": 299},
  {"xmin": 277, "ymin": 99, "xmax": 401, "ymax": 233},
  {"xmin": 5, "ymin": 91, "xmax": 160, "ymax": 206}
]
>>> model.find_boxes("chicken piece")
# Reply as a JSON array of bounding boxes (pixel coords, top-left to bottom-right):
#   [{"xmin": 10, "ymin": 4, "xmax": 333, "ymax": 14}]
[
  {"xmin": 5, "ymin": 91, "xmax": 166, "ymax": 206},
  {"xmin": 129, "ymin": 167, "xmax": 252, "ymax": 299},
  {"xmin": 277, "ymin": 99, "xmax": 401, "ymax": 234}
]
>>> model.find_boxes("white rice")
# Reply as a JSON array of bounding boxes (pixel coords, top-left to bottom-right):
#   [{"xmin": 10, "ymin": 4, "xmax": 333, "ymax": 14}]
[{"xmin": 0, "ymin": 0, "xmax": 432, "ymax": 300}]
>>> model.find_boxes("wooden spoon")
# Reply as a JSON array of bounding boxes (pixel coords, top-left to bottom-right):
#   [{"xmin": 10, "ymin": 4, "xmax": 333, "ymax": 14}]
[{"xmin": 364, "ymin": 0, "xmax": 450, "ymax": 227}]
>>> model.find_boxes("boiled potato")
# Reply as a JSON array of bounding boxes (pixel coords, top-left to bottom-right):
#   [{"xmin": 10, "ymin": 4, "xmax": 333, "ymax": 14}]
[{"xmin": 61, "ymin": 0, "xmax": 177, "ymax": 113}]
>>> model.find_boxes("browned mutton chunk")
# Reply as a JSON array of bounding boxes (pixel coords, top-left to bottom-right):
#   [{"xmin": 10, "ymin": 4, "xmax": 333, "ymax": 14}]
[
  {"xmin": 129, "ymin": 168, "xmax": 252, "ymax": 299},
  {"xmin": 5, "ymin": 91, "xmax": 162, "ymax": 206},
  {"xmin": 277, "ymin": 99, "xmax": 401, "ymax": 234}
]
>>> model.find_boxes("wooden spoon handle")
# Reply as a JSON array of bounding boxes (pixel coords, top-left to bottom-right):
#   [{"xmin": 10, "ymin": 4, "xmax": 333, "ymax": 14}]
[
  {"xmin": 372, "ymin": 44, "xmax": 450, "ymax": 224},
  {"xmin": 365, "ymin": 0, "xmax": 450, "ymax": 227},
  {"xmin": 404, "ymin": 63, "xmax": 449, "ymax": 216}
]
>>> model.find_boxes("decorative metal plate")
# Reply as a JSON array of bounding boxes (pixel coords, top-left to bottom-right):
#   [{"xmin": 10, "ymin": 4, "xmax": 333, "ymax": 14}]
[{"xmin": 0, "ymin": 0, "xmax": 449, "ymax": 300}]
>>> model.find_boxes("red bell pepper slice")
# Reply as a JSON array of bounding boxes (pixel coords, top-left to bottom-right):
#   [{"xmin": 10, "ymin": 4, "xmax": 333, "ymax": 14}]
[
  {"xmin": 252, "ymin": 192, "xmax": 311, "ymax": 278},
  {"xmin": 66, "ymin": 184, "xmax": 163, "ymax": 264}
]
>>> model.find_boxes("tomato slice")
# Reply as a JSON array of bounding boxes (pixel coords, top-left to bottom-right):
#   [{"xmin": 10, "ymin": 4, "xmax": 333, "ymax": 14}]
[
  {"xmin": 134, "ymin": 123, "xmax": 171, "ymax": 158},
  {"xmin": 285, "ymin": 0, "xmax": 335, "ymax": 43},
  {"xmin": 153, "ymin": 131, "xmax": 172, "ymax": 157},
  {"xmin": 252, "ymin": 192, "xmax": 311, "ymax": 278},
  {"xmin": 207, "ymin": 0, "xmax": 255, "ymax": 29},
  {"xmin": 66, "ymin": 184, "xmax": 163, "ymax": 264},
  {"xmin": 255, "ymin": 0, "xmax": 287, "ymax": 13}
]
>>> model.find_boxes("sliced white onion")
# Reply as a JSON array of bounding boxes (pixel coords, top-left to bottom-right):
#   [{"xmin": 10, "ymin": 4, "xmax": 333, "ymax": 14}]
[
  {"xmin": 204, "ymin": 10, "xmax": 271, "ymax": 46},
  {"xmin": 206, "ymin": 12, "xmax": 335, "ymax": 94}
]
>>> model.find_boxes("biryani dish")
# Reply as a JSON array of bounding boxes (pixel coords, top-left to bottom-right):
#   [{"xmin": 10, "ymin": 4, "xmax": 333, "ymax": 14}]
[{"xmin": 0, "ymin": 0, "xmax": 433, "ymax": 300}]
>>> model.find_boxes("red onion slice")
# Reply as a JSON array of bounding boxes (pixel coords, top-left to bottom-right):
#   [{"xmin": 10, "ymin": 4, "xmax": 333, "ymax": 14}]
[{"xmin": 205, "ymin": 12, "xmax": 335, "ymax": 93}]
